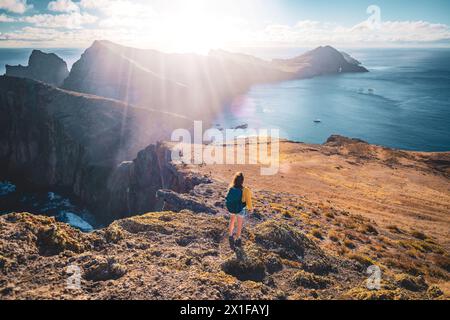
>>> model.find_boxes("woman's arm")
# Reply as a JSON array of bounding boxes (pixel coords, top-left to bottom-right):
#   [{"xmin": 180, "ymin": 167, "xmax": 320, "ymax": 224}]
[{"xmin": 244, "ymin": 188, "xmax": 253, "ymax": 212}]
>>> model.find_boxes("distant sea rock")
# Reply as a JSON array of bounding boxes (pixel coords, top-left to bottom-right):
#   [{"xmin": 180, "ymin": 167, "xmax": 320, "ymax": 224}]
[
  {"xmin": 5, "ymin": 50, "xmax": 69, "ymax": 86},
  {"xmin": 273, "ymin": 45, "xmax": 368, "ymax": 78}
]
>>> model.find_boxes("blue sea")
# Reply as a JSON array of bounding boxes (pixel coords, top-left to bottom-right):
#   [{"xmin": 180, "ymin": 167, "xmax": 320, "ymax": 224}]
[{"xmin": 216, "ymin": 48, "xmax": 450, "ymax": 152}]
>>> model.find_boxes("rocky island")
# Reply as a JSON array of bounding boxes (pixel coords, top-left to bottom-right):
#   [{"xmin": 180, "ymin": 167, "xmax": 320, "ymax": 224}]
[{"xmin": 273, "ymin": 45, "xmax": 368, "ymax": 77}]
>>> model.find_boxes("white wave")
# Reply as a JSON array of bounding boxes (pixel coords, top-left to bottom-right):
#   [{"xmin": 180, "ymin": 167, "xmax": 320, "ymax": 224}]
[{"xmin": 0, "ymin": 181, "xmax": 16, "ymax": 196}]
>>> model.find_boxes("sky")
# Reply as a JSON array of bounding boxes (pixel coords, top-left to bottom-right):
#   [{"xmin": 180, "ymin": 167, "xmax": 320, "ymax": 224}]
[{"xmin": 0, "ymin": 0, "xmax": 449, "ymax": 52}]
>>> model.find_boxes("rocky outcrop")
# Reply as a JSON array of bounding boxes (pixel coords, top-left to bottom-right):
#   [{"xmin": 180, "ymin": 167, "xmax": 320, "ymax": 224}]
[
  {"xmin": 0, "ymin": 76, "xmax": 192, "ymax": 223},
  {"xmin": 325, "ymin": 135, "xmax": 369, "ymax": 146},
  {"xmin": 156, "ymin": 189, "xmax": 218, "ymax": 214},
  {"xmin": 5, "ymin": 50, "xmax": 69, "ymax": 86},
  {"xmin": 323, "ymin": 135, "xmax": 450, "ymax": 177},
  {"xmin": 273, "ymin": 45, "xmax": 368, "ymax": 77}
]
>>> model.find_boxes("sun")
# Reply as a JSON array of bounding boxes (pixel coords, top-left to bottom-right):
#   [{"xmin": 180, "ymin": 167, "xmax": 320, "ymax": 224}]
[{"xmin": 105, "ymin": 0, "xmax": 242, "ymax": 54}]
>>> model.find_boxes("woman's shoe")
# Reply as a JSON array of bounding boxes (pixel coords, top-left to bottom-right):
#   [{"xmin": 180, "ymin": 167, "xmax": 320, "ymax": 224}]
[
  {"xmin": 228, "ymin": 236, "xmax": 235, "ymax": 248},
  {"xmin": 235, "ymin": 238, "xmax": 242, "ymax": 247}
]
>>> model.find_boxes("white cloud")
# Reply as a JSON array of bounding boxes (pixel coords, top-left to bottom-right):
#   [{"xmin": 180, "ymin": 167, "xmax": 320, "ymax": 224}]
[
  {"xmin": 79, "ymin": 0, "xmax": 110, "ymax": 10},
  {"xmin": 2, "ymin": 2, "xmax": 449, "ymax": 49},
  {"xmin": 256, "ymin": 19, "xmax": 450, "ymax": 46},
  {"xmin": 48, "ymin": 0, "xmax": 79, "ymax": 13},
  {"xmin": 0, "ymin": 27, "xmax": 61, "ymax": 42},
  {"xmin": 0, "ymin": 26, "xmax": 140, "ymax": 48},
  {"xmin": 0, "ymin": 0, "xmax": 32, "ymax": 14},
  {"xmin": 0, "ymin": 13, "xmax": 16, "ymax": 22},
  {"xmin": 21, "ymin": 12, "xmax": 98, "ymax": 29},
  {"xmin": 84, "ymin": 0, "xmax": 156, "ymax": 20}
]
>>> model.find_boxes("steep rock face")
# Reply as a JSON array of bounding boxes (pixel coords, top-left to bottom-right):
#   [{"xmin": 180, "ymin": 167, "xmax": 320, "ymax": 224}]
[
  {"xmin": 104, "ymin": 143, "xmax": 207, "ymax": 221},
  {"xmin": 0, "ymin": 76, "xmax": 192, "ymax": 223},
  {"xmin": 273, "ymin": 46, "xmax": 368, "ymax": 77},
  {"xmin": 5, "ymin": 50, "xmax": 69, "ymax": 86}
]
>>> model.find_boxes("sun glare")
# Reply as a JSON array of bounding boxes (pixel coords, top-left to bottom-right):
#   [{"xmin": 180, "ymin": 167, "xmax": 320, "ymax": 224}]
[
  {"xmin": 104, "ymin": 0, "xmax": 239, "ymax": 54},
  {"xmin": 163, "ymin": 15, "xmax": 227, "ymax": 54}
]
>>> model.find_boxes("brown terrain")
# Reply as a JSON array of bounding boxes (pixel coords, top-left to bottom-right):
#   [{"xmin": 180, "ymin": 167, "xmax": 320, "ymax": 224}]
[{"xmin": 192, "ymin": 136, "xmax": 450, "ymax": 249}]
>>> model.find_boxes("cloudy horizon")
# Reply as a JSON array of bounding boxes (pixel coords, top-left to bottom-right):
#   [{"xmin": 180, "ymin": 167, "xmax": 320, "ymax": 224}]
[{"xmin": 0, "ymin": 0, "xmax": 449, "ymax": 53}]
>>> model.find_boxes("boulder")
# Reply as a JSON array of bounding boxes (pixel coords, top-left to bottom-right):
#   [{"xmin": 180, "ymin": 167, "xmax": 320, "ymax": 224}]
[{"xmin": 156, "ymin": 189, "xmax": 218, "ymax": 214}]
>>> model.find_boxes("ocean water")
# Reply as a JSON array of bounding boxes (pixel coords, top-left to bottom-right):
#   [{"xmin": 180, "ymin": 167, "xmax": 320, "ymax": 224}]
[
  {"xmin": 215, "ymin": 48, "xmax": 450, "ymax": 152},
  {"xmin": 0, "ymin": 181, "xmax": 96, "ymax": 232}
]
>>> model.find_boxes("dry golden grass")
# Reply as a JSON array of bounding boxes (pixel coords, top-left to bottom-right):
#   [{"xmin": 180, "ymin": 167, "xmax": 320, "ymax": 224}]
[{"xmin": 189, "ymin": 140, "xmax": 450, "ymax": 249}]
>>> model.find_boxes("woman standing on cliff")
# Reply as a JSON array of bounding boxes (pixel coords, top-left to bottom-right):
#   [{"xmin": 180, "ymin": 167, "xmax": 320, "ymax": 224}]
[{"xmin": 225, "ymin": 172, "xmax": 253, "ymax": 248}]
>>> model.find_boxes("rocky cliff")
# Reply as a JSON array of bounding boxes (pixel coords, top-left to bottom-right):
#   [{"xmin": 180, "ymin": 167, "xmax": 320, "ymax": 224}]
[
  {"xmin": 5, "ymin": 50, "xmax": 69, "ymax": 86},
  {"xmin": 62, "ymin": 41, "xmax": 366, "ymax": 120},
  {"xmin": 0, "ymin": 76, "xmax": 193, "ymax": 223}
]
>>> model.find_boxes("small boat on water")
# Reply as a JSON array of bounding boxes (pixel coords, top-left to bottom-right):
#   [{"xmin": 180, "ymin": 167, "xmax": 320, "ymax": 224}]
[{"xmin": 313, "ymin": 119, "xmax": 322, "ymax": 123}]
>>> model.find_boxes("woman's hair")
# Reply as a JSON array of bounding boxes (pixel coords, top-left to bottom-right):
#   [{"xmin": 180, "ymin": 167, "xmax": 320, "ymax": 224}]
[{"xmin": 230, "ymin": 172, "xmax": 244, "ymax": 189}]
